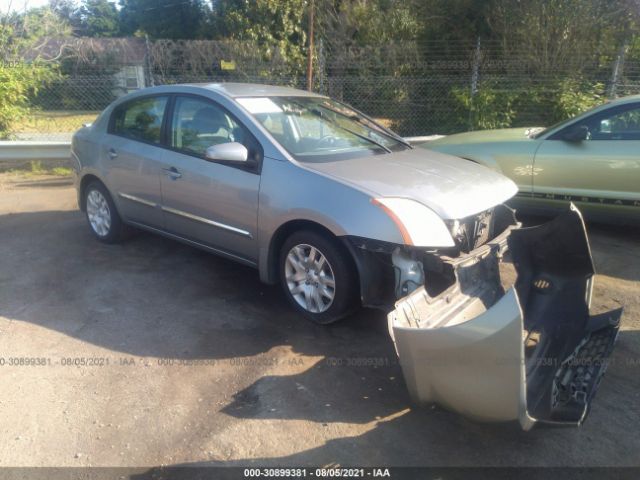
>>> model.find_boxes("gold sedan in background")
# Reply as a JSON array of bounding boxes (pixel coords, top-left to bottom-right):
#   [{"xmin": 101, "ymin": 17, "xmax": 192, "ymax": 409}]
[{"xmin": 422, "ymin": 94, "xmax": 640, "ymax": 224}]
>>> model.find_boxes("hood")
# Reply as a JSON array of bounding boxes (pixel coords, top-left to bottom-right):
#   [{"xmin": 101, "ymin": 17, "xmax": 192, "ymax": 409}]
[
  {"xmin": 428, "ymin": 127, "xmax": 540, "ymax": 146},
  {"xmin": 303, "ymin": 148, "xmax": 518, "ymax": 220}
]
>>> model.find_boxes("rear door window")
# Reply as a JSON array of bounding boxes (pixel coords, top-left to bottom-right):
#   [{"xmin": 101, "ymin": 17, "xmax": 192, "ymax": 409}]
[{"xmin": 111, "ymin": 96, "xmax": 169, "ymax": 144}]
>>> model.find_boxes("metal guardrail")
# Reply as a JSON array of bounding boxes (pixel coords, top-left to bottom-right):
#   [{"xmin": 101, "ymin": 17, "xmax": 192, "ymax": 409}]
[
  {"xmin": 0, "ymin": 136, "xmax": 441, "ymax": 171},
  {"xmin": 0, "ymin": 141, "xmax": 72, "ymax": 171}
]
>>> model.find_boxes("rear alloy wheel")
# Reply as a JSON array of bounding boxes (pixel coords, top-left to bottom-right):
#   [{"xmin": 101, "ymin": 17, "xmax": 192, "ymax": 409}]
[
  {"xmin": 280, "ymin": 230, "xmax": 358, "ymax": 324},
  {"xmin": 84, "ymin": 181, "xmax": 124, "ymax": 243}
]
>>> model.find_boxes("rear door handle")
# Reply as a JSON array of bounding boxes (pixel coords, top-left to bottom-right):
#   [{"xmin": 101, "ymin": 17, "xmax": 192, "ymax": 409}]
[
  {"xmin": 108, "ymin": 148, "xmax": 118, "ymax": 159},
  {"xmin": 163, "ymin": 166, "xmax": 182, "ymax": 180}
]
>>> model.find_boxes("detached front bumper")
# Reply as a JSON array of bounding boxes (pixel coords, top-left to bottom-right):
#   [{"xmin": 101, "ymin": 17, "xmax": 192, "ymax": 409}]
[{"xmin": 388, "ymin": 205, "xmax": 621, "ymax": 429}]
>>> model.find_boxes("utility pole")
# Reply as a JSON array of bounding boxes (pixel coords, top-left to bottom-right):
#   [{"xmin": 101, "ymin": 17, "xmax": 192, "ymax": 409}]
[
  {"xmin": 608, "ymin": 43, "xmax": 628, "ymax": 99},
  {"xmin": 470, "ymin": 37, "xmax": 481, "ymax": 98},
  {"xmin": 468, "ymin": 37, "xmax": 481, "ymax": 130},
  {"xmin": 144, "ymin": 34, "xmax": 155, "ymax": 87},
  {"xmin": 306, "ymin": 0, "xmax": 315, "ymax": 91}
]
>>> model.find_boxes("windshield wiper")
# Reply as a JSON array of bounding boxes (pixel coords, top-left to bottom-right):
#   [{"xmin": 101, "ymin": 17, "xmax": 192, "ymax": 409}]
[
  {"xmin": 321, "ymin": 103, "xmax": 413, "ymax": 149},
  {"xmin": 308, "ymin": 107, "xmax": 392, "ymax": 153}
]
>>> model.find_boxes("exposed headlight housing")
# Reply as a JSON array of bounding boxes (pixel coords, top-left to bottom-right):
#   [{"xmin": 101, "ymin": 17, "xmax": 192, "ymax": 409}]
[{"xmin": 371, "ymin": 197, "xmax": 455, "ymax": 248}]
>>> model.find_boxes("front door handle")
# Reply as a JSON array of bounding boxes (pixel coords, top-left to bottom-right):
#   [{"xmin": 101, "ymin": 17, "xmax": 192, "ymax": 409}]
[
  {"xmin": 108, "ymin": 148, "xmax": 118, "ymax": 159},
  {"xmin": 163, "ymin": 166, "xmax": 182, "ymax": 180}
]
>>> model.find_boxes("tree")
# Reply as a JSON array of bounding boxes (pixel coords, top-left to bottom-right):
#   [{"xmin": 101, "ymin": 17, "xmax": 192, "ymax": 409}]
[
  {"xmin": 118, "ymin": 0, "xmax": 206, "ymax": 39},
  {"xmin": 49, "ymin": 0, "xmax": 120, "ymax": 37},
  {"xmin": 49, "ymin": 0, "xmax": 77, "ymax": 24},
  {"xmin": 487, "ymin": 0, "xmax": 634, "ymax": 73},
  {"xmin": 211, "ymin": 0, "xmax": 308, "ymax": 73},
  {"xmin": 0, "ymin": 7, "xmax": 67, "ymax": 137},
  {"xmin": 75, "ymin": 0, "xmax": 119, "ymax": 37},
  {"xmin": 414, "ymin": 0, "xmax": 491, "ymax": 46},
  {"xmin": 317, "ymin": 0, "xmax": 420, "ymax": 48}
]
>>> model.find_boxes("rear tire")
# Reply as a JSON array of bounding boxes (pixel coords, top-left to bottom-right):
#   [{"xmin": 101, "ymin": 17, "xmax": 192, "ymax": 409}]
[
  {"xmin": 279, "ymin": 230, "xmax": 359, "ymax": 324},
  {"xmin": 83, "ymin": 181, "xmax": 124, "ymax": 243}
]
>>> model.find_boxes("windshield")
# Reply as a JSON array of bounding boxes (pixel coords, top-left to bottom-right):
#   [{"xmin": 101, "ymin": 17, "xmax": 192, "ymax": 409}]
[{"xmin": 236, "ymin": 96, "xmax": 410, "ymax": 161}]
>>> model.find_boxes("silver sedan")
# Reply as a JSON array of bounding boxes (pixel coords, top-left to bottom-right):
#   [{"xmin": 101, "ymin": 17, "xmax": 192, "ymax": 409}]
[{"xmin": 72, "ymin": 83, "xmax": 620, "ymax": 428}]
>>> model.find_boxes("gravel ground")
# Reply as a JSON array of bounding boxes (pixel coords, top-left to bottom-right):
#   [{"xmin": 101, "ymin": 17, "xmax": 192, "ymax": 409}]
[{"xmin": 0, "ymin": 173, "xmax": 638, "ymax": 469}]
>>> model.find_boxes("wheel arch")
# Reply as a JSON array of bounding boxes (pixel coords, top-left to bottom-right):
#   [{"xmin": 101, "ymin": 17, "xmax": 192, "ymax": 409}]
[
  {"xmin": 78, "ymin": 173, "xmax": 106, "ymax": 211},
  {"xmin": 262, "ymin": 219, "xmax": 355, "ymax": 286}
]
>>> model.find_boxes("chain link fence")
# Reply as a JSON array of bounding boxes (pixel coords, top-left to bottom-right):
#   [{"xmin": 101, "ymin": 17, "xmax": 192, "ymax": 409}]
[{"xmin": 11, "ymin": 38, "xmax": 640, "ymax": 141}]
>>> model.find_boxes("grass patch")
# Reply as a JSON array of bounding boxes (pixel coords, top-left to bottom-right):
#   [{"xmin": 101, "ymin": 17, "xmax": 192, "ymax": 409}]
[
  {"xmin": 13, "ymin": 110, "xmax": 99, "ymax": 134},
  {"xmin": 51, "ymin": 166, "xmax": 74, "ymax": 176},
  {"xmin": 30, "ymin": 160, "xmax": 46, "ymax": 174},
  {"xmin": 3, "ymin": 162, "xmax": 74, "ymax": 177}
]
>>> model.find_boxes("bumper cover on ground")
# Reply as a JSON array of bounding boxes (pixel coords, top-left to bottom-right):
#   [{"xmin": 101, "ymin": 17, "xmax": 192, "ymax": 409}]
[{"xmin": 389, "ymin": 205, "xmax": 621, "ymax": 429}]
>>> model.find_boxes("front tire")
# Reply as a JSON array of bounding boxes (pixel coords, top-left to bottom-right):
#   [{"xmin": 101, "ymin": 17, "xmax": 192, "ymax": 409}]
[
  {"xmin": 279, "ymin": 230, "xmax": 359, "ymax": 324},
  {"xmin": 83, "ymin": 181, "xmax": 124, "ymax": 243}
]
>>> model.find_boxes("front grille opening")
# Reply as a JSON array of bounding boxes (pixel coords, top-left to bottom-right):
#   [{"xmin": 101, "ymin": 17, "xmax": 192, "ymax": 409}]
[
  {"xmin": 423, "ymin": 264, "xmax": 456, "ymax": 297},
  {"xmin": 450, "ymin": 208, "xmax": 495, "ymax": 253},
  {"xmin": 446, "ymin": 204, "xmax": 517, "ymax": 254}
]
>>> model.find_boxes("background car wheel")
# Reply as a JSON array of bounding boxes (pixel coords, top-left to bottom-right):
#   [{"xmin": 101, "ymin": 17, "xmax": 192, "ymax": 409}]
[
  {"xmin": 279, "ymin": 230, "xmax": 359, "ymax": 324},
  {"xmin": 83, "ymin": 181, "xmax": 124, "ymax": 243}
]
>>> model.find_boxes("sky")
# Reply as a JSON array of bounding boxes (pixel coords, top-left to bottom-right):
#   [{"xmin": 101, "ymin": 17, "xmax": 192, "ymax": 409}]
[{"xmin": 1, "ymin": 0, "xmax": 60, "ymax": 13}]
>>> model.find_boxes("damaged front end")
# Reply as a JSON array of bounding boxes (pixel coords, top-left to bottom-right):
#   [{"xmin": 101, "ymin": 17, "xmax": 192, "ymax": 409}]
[{"xmin": 385, "ymin": 204, "xmax": 621, "ymax": 429}]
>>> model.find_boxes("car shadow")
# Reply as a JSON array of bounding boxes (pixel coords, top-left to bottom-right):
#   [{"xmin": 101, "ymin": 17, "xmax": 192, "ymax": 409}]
[
  {"xmin": 0, "ymin": 208, "xmax": 635, "ymax": 361},
  {"xmin": 0, "ymin": 209, "xmax": 392, "ymax": 362}
]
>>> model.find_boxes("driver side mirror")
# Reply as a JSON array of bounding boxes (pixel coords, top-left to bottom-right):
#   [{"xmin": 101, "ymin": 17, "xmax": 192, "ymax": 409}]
[
  {"xmin": 562, "ymin": 125, "xmax": 589, "ymax": 142},
  {"xmin": 205, "ymin": 142, "xmax": 248, "ymax": 163}
]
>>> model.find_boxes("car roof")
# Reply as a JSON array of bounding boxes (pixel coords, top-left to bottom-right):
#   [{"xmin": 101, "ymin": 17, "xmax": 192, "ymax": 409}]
[
  {"xmin": 604, "ymin": 94, "xmax": 640, "ymax": 107},
  {"xmin": 183, "ymin": 82, "xmax": 325, "ymax": 98}
]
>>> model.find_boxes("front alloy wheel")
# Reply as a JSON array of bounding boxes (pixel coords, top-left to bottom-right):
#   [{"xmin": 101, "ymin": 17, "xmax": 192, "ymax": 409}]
[
  {"xmin": 279, "ymin": 230, "xmax": 359, "ymax": 324},
  {"xmin": 285, "ymin": 244, "xmax": 336, "ymax": 313}
]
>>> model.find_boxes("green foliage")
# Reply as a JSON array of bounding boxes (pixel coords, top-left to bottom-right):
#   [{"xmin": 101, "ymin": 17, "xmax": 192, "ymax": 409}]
[
  {"xmin": 488, "ymin": 0, "xmax": 634, "ymax": 75},
  {"xmin": 0, "ymin": 7, "xmax": 64, "ymax": 138},
  {"xmin": 452, "ymin": 77, "xmax": 606, "ymax": 132},
  {"xmin": 51, "ymin": 0, "xmax": 120, "ymax": 36},
  {"xmin": 349, "ymin": 1, "xmax": 419, "ymax": 44},
  {"xmin": 51, "ymin": 166, "xmax": 74, "ymax": 176},
  {"xmin": 5, "ymin": 162, "xmax": 73, "ymax": 176},
  {"xmin": 212, "ymin": 0, "xmax": 308, "ymax": 76},
  {"xmin": 318, "ymin": 0, "xmax": 420, "ymax": 47},
  {"xmin": 554, "ymin": 79, "xmax": 606, "ymax": 119},
  {"xmin": 416, "ymin": 0, "xmax": 491, "ymax": 46},
  {"xmin": 30, "ymin": 160, "xmax": 45, "ymax": 174},
  {"xmin": 118, "ymin": 0, "xmax": 206, "ymax": 39},
  {"xmin": 453, "ymin": 83, "xmax": 517, "ymax": 130},
  {"xmin": 0, "ymin": 7, "xmax": 70, "ymax": 58},
  {"xmin": 0, "ymin": 63, "xmax": 58, "ymax": 138},
  {"xmin": 75, "ymin": 0, "xmax": 120, "ymax": 37}
]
